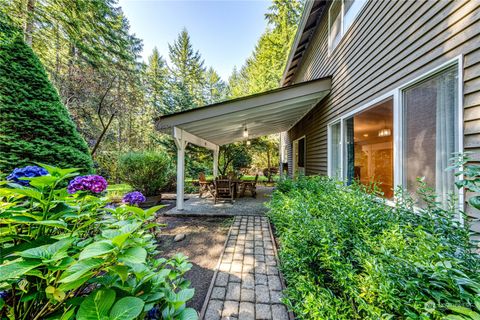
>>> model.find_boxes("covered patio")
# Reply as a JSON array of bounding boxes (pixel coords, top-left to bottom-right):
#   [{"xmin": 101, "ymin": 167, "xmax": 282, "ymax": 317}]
[{"xmin": 155, "ymin": 77, "xmax": 331, "ymax": 211}]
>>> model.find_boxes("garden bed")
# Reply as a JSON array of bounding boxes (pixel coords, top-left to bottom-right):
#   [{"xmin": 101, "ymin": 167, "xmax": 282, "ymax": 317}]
[
  {"xmin": 267, "ymin": 176, "xmax": 480, "ymax": 319},
  {"xmin": 155, "ymin": 216, "xmax": 233, "ymax": 310}
]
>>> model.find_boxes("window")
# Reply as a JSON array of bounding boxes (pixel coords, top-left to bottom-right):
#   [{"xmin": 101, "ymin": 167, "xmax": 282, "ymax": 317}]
[
  {"xmin": 345, "ymin": 99, "xmax": 394, "ymax": 198},
  {"xmin": 327, "ymin": 61, "xmax": 461, "ymax": 206},
  {"xmin": 328, "ymin": 0, "xmax": 367, "ymax": 54},
  {"xmin": 293, "ymin": 137, "xmax": 306, "ymax": 177},
  {"xmin": 403, "ymin": 65, "xmax": 459, "ymax": 204},
  {"xmin": 329, "ymin": 122, "xmax": 342, "ymax": 178}
]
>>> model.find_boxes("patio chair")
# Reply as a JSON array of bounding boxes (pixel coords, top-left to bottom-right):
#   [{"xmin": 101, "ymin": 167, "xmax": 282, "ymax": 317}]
[
  {"xmin": 213, "ymin": 179, "xmax": 235, "ymax": 204},
  {"xmin": 198, "ymin": 172, "xmax": 213, "ymax": 198},
  {"xmin": 240, "ymin": 174, "xmax": 258, "ymax": 198}
]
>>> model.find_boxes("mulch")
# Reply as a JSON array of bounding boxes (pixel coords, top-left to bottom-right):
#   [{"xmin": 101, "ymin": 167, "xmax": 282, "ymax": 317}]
[{"xmin": 154, "ymin": 216, "xmax": 233, "ymax": 311}]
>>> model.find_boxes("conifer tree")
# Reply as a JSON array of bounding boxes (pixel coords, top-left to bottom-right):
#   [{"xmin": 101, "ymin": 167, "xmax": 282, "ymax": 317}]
[
  {"xmin": 168, "ymin": 28, "xmax": 205, "ymax": 111},
  {"xmin": 0, "ymin": 23, "xmax": 93, "ymax": 173},
  {"xmin": 146, "ymin": 47, "xmax": 169, "ymax": 115},
  {"xmin": 204, "ymin": 67, "xmax": 227, "ymax": 104}
]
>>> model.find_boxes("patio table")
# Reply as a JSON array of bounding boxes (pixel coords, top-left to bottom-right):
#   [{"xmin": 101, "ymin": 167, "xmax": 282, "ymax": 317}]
[{"xmin": 209, "ymin": 179, "xmax": 244, "ymax": 198}]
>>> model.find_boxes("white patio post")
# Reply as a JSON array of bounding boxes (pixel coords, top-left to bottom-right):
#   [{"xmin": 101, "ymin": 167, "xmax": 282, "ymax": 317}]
[
  {"xmin": 213, "ymin": 146, "xmax": 219, "ymax": 178},
  {"xmin": 279, "ymin": 133, "xmax": 284, "ymax": 178},
  {"xmin": 173, "ymin": 128, "xmax": 187, "ymax": 211}
]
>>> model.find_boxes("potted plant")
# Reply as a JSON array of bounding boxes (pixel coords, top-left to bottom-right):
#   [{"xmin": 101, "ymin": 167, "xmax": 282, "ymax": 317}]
[{"xmin": 118, "ymin": 151, "xmax": 175, "ymax": 207}]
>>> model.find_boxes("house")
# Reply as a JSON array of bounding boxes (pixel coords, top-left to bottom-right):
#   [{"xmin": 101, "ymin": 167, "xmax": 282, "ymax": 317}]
[
  {"xmin": 280, "ymin": 0, "xmax": 479, "ymax": 230},
  {"xmin": 156, "ymin": 0, "xmax": 479, "ymax": 233}
]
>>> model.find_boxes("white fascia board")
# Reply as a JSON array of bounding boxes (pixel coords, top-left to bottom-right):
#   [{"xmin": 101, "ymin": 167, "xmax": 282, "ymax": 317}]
[
  {"xmin": 173, "ymin": 127, "xmax": 219, "ymax": 151},
  {"xmin": 157, "ymin": 78, "xmax": 331, "ymax": 130}
]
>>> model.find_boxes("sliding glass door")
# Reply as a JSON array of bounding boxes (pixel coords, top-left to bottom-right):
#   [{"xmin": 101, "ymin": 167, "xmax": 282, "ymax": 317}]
[
  {"xmin": 344, "ymin": 99, "xmax": 394, "ymax": 198},
  {"xmin": 403, "ymin": 65, "xmax": 458, "ymax": 204},
  {"xmin": 327, "ymin": 61, "xmax": 460, "ymax": 205}
]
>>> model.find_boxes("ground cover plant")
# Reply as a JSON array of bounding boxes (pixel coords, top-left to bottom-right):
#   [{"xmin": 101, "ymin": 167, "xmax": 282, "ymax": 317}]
[
  {"xmin": 268, "ymin": 176, "xmax": 480, "ymax": 319},
  {"xmin": 0, "ymin": 164, "xmax": 197, "ymax": 320}
]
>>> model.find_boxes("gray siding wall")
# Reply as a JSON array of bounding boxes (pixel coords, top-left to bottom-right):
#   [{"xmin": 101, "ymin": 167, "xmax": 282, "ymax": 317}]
[{"xmin": 287, "ymin": 0, "xmax": 480, "ymax": 231}]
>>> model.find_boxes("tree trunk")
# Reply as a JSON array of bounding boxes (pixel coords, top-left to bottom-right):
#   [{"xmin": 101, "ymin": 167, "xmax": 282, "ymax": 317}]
[
  {"xmin": 24, "ymin": 0, "xmax": 36, "ymax": 46},
  {"xmin": 267, "ymin": 150, "xmax": 272, "ymax": 182},
  {"xmin": 91, "ymin": 112, "xmax": 116, "ymax": 156}
]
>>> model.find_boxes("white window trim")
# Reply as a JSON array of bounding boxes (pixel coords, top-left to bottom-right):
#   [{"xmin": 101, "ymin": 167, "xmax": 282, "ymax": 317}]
[
  {"xmin": 328, "ymin": 0, "xmax": 368, "ymax": 56},
  {"xmin": 327, "ymin": 120, "xmax": 343, "ymax": 178},
  {"xmin": 326, "ymin": 55, "xmax": 464, "ymax": 222},
  {"xmin": 292, "ymin": 135, "xmax": 306, "ymax": 178}
]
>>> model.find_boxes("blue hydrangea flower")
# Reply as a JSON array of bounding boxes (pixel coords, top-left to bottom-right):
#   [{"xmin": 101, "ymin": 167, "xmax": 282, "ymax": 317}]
[
  {"xmin": 7, "ymin": 166, "xmax": 48, "ymax": 186},
  {"xmin": 0, "ymin": 291, "xmax": 8, "ymax": 299},
  {"xmin": 67, "ymin": 175, "xmax": 108, "ymax": 194},
  {"xmin": 122, "ymin": 191, "xmax": 146, "ymax": 205},
  {"xmin": 146, "ymin": 307, "xmax": 159, "ymax": 319}
]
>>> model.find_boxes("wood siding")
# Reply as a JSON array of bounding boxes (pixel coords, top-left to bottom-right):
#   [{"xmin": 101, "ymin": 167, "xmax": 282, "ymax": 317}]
[{"xmin": 287, "ymin": 0, "xmax": 480, "ymax": 233}]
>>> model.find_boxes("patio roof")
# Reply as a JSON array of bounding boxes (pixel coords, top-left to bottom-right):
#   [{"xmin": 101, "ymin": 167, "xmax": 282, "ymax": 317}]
[
  {"xmin": 156, "ymin": 77, "xmax": 331, "ymax": 146},
  {"xmin": 156, "ymin": 77, "xmax": 331, "ymax": 211}
]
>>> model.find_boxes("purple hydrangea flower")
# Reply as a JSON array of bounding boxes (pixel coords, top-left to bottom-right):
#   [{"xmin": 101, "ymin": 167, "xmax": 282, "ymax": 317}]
[
  {"xmin": 67, "ymin": 175, "xmax": 108, "ymax": 194},
  {"xmin": 122, "ymin": 191, "xmax": 146, "ymax": 205},
  {"xmin": 7, "ymin": 166, "xmax": 48, "ymax": 186},
  {"xmin": 0, "ymin": 291, "xmax": 8, "ymax": 299}
]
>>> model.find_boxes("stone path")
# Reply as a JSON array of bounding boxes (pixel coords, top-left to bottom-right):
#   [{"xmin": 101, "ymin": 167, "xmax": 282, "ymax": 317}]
[{"xmin": 201, "ymin": 215, "xmax": 291, "ymax": 320}]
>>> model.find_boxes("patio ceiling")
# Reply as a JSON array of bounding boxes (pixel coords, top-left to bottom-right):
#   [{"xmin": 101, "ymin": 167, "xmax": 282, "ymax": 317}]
[{"xmin": 156, "ymin": 77, "xmax": 331, "ymax": 146}]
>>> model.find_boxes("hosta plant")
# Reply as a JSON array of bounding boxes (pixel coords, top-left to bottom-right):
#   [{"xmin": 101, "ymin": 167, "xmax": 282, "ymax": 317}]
[{"xmin": 0, "ymin": 164, "xmax": 197, "ymax": 320}]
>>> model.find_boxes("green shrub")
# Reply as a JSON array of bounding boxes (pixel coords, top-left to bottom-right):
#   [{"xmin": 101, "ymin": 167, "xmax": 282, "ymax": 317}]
[
  {"xmin": 118, "ymin": 151, "xmax": 175, "ymax": 196},
  {"xmin": 0, "ymin": 21, "xmax": 93, "ymax": 173},
  {"xmin": 268, "ymin": 176, "xmax": 480, "ymax": 319},
  {"xmin": 0, "ymin": 165, "xmax": 197, "ymax": 319}
]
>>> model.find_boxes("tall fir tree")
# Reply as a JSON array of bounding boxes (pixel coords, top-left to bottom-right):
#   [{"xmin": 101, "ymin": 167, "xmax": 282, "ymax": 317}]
[
  {"xmin": 145, "ymin": 47, "xmax": 169, "ymax": 115},
  {"xmin": 0, "ymin": 23, "xmax": 93, "ymax": 173},
  {"xmin": 204, "ymin": 67, "xmax": 227, "ymax": 104},
  {"xmin": 167, "ymin": 28, "xmax": 205, "ymax": 112},
  {"xmin": 228, "ymin": 0, "xmax": 302, "ymax": 97}
]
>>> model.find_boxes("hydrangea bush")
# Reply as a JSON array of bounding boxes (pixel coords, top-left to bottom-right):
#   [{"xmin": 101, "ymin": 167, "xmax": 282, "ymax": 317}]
[
  {"xmin": 0, "ymin": 164, "xmax": 197, "ymax": 320},
  {"xmin": 6, "ymin": 165, "xmax": 48, "ymax": 185},
  {"xmin": 123, "ymin": 191, "xmax": 147, "ymax": 205}
]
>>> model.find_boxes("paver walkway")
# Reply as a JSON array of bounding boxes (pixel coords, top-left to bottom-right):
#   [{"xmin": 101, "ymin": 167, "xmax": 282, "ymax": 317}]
[{"xmin": 201, "ymin": 215, "xmax": 291, "ymax": 320}]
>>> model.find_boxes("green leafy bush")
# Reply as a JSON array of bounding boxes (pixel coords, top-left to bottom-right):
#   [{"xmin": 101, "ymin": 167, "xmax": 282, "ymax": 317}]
[
  {"xmin": 0, "ymin": 165, "xmax": 197, "ymax": 319},
  {"xmin": 268, "ymin": 176, "xmax": 480, "ymax": 319},
  {"xmin": 0, "ymin": 19, "xmax": 93, "ymax": 173},
  {"xmin": 118, "ymin": 151, "xmax": 175, "ymax": 196}
]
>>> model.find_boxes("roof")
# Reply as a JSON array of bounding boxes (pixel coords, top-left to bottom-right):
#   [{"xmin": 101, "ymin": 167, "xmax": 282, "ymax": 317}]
[
  {"xmin": 156, "ymin": 77, "xmax": 331, "ymax": 146},
  {"xmin": 281, "ymin": 0, "xmax": 328, "ymax": 86}
]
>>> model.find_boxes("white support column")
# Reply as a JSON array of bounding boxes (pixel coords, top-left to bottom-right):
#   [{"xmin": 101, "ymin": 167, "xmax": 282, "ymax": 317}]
[
  {"xmin": 172, "ymin": 126, "xmax": 219, "ymax": 210},
  {"xmin": 174, "ymin": 134, "xmax": 187, "ymax": 211},
  {"xmin": 279, "ymin": 133, "xmax": 284, "ymax": 178},
  {"xmin": 213, "ymin": 146, "xmax": 219, "ymax": 178}
]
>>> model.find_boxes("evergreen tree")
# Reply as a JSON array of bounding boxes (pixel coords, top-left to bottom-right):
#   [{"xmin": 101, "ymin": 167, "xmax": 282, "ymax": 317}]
[
  {"xmin": 204, "ymin": 67, "xmax": 227, "ymax": 104},
  {"xmin": 228, "ymin": 0, "xmax": 302, "ymax": 97},
  {"xmin": 0, "ymin": 25, "xmax": 93, "ymax": 173},
  {"xmin": 167, "ymin": 28, "xmax": 205, "ymax": 111},
  {"xmin": 146, "ymin": 47, "xmax": 169, "ymax": 115}
]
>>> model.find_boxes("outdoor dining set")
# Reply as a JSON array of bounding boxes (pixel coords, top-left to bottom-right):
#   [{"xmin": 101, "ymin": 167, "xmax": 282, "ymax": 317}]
[{"xmin": 198, "ymin": 172, "xmax": 259, "ymax": 204}]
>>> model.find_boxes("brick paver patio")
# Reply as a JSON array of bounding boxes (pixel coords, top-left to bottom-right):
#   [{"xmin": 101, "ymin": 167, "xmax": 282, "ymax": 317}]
[{"xmin": 201, "ymin": 215, "xmax": 290, "ymax": 320}]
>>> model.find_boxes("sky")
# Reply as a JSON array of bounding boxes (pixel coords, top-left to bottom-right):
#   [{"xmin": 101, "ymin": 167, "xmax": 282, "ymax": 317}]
[{"xmin": 118, "ymin": 0, "xmax": 272, "ymax": 81}]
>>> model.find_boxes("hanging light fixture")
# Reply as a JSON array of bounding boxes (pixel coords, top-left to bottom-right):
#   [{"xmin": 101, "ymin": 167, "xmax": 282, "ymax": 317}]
[
  {"xmin": 377, "ymin": 120, "xmax": 391, "ymax": 137},
  {"xmin": 243, "ymin": 125, "xmax": 248, "ymax": 138},
  {"xmin": 378, "ymin": 128, "xmax": 391, "ymax": 137}
]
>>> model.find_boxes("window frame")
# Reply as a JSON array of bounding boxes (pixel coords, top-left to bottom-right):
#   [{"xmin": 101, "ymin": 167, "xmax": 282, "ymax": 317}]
[
  {"xmin": 292, "ymin": 135, "xmax": 306, "ymax": 178},
  {"xmin": 327, "ymin": 56, "xmax": 464, "ymax": 221},
  {"xmin": 328, "ymin": 0, "xmax": 367, "ymax": 55}
]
